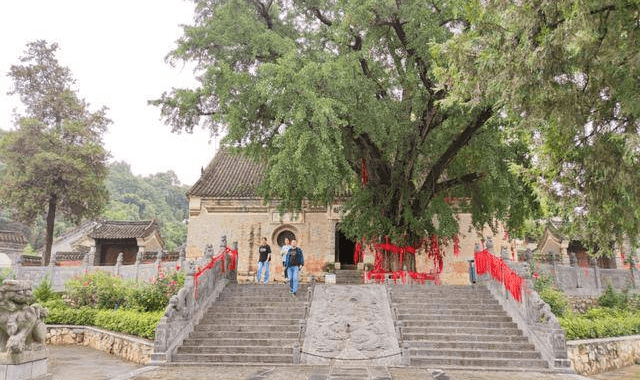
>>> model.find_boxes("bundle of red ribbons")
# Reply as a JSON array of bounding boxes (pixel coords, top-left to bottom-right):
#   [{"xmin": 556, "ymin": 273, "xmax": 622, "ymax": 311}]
[{"xmin": 474, "ymin": 249, "xmax": 523, "ymax": 302}]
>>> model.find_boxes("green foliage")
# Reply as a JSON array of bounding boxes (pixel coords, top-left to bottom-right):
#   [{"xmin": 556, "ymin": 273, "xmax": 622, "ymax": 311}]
[
  {"xmin": 538, "ymin": 287, "xmax": 569, "ymax": 317},
  {"xmin": 22, "ymin": 244, "xmax": 37, "ymax": 256},
  {"xmin": 598, "ymin": 284, "xmax": 630, "ymax": 309},
  {"xmin": 560, "ymin": 309, "xmax": 640, "ymax": 340},
  {"xmin": 33, "ymin": 273, "xmax": 61, "ymax": 303},
  {"xmin": 43, "ymin": 302, "xmax": 162, "ymax": 339},
  {"xmin": 0, "ymin": 40, "xmax": 110, "ymax": 265},
  {"xmin": 0, "ymin": 269, "xmax": 14, "ymax": 283},
  {"xmin": 47, "ymin": 269, "xmax": 184, "ymax": 339},
  {"xmin": 93, "ymin": 309, "xmax": 163, "ymax": 340},
  {"xmin": 102, "ymin": 161, "xmax": 189, "ymax": 251},
  {"xmin": 64, "ymin": 271, "xmax": 128, "ymax": 309},
  {"xmin": 153, "ymin": 0, "xmax": 543, "ymax": 246},
  {"xmin": 127, "ymin": 269, "xmax": 185, "ymax": 312},
  {"xmin": 531, "ymin": 265, "xmax": 569, "ymax": 317},
  {"xmin": 45, "ymin": 305, "xmax": 98, "ymax": 326}
]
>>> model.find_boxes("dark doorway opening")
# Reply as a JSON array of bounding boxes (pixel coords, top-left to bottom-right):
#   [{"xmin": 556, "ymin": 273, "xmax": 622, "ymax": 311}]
[{"xmin": 335, "ymin": 225, "xmax": 356, "ymax": 268}]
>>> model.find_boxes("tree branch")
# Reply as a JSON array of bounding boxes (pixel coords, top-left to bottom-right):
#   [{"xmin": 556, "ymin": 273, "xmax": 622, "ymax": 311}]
[
  {"xmin": 417, "ymin": 106, "xmax": 493, "ymax": 204},
  {"xmin": 311, "ymin": 7, "xmax": 332, "ymax": 26},
  {"xmin": 433, "ymin": 172, "xmax": 484, "ymax": 194}
]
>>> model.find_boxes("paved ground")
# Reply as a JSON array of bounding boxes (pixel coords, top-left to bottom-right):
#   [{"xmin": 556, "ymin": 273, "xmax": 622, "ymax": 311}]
[{"xmin": 48, "ymin": 345, "xmax": 640, "ymax": 380}]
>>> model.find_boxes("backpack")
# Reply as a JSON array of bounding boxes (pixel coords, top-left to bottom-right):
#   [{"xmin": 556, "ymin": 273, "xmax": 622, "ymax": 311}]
[{"xmin": 288, "ymin": 248, "xmax": 300, "ymax": 266}]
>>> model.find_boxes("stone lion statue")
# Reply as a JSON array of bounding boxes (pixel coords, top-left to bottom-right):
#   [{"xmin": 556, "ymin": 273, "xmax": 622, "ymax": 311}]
[{"xmin": 0, "ymin": 280, "xmax": 48, "ymax": 354}]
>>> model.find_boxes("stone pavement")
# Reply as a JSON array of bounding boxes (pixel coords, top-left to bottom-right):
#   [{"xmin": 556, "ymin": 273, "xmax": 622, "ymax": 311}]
[{"xmin": 48, "ymin": 345, "xmax": 640, "ymax": 380}]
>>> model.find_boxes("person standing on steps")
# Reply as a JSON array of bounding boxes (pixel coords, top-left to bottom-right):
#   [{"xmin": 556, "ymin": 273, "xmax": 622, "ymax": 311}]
[
  {"xmin": 285, "ymin": 239, "xmax": 304, "ymax": 295},
  {"xmin": 280, "ymin": 237, "xmax": 292, "ymax": 284},
  {"xmin": 256, "ymin": 237, "xmax": 271, "ymax": 284}
]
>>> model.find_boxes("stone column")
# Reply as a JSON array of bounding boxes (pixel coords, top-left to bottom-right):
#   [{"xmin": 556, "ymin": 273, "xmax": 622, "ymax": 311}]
[
  {"xmin": 87, "ymin": 244, "xmax": 96, "ymax": 267},
  {"xmin": 560, "ymin": 240, "xmax": 570, "ymax": 265},
  {"xmin": 591, "ymin": 257, "xmax": 601, "ymax": 290},
  {"xmin": 115, "ymin": 252, "xmax": 123, "ymax": 276}
]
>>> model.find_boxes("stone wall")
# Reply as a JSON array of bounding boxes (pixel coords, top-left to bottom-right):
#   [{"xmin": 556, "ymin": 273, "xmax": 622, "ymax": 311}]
[
  {"xmin": 568, "ymin": 335, "xmax": 640, "ymax": 376},
  {"xmin": 14, "ymin": 261, "xmax": 182, "ymax": 291},
  {"xmin": 46, "ymin": 325, "xmax": 153, "ymax": 364},
  {"xmin": 535, "ymin": 263, "xmax": 635, "ymax": 296},
  {"xmin": 567, "ymin": 295, "xmax": 599, "ymax": 314}
]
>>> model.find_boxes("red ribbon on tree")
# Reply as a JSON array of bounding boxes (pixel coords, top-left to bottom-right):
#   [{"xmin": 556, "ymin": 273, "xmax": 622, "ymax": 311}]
[
  {"xmin": 364, "ymin": 237, "xmax": 441, "ymax": 285},
  {"xmin": 361, "ymin": 158, "xmax": 368, "ymax": 188}
]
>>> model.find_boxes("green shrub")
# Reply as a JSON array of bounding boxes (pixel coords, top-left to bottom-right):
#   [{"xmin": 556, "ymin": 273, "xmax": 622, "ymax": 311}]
[
  {"xmin": 598, "ymin": 284, "xmax": 630, "ymax": 309},
  {"xmin": 126, "ymin": 269, "xmax": 184, "ymax": 312},
  {"xmin": 64, "ymin": 271, "xmax": 129, "ymax": 309},
  {"xmin": 94, "ymin": 309, "xmax": 163, "ymax": 339},
  {"xmin": 539, "ymin": 286, "xmax": 569, "ymax": 317},
  {"xmin": 45, "ymin": 305, "xmax": 98, "ymax": 326},
  {"xmin": 560, "ymin": 310, "xmax": 640, "ymax": 340},
  {"xmin": 43, "ymin": 301, "xmax": 162, "ymax": 339},
  {"xmin": 34, "ymin": 274, "xmax": 61, "ymax": 303}
]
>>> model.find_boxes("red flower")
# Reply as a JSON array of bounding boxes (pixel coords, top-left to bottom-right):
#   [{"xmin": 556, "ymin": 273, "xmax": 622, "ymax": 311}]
[{"xmin": 533, "ymin": 271, "xmax": 539, "ymax": 280}]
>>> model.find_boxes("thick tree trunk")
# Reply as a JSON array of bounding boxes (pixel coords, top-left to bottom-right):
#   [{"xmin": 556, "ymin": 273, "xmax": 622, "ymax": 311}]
[{"xmin": 42, "ymin": 193, "xmax": 57, "ymax": 266}]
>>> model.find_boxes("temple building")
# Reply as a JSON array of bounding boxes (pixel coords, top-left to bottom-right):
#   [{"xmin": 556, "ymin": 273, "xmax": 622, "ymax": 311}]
[{"xmin": 185, "ymin": 148, "xmax": 512, "ymax": 284}]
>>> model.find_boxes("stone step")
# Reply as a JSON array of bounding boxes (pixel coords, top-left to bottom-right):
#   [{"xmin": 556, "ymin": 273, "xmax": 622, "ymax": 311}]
[
  {"xmin": 180, "ymin": 338, "xmax": 298, "ymax": 347},
  {"xmin": 397, "ymin": 313, "xmax": 513, "ymax": 322},
  {"xmin": 196, "ymin": 318, "xmax": 302, "ymax": 326},
  {"xmin": 192, "ymin": 324, "xmax": 301, "ymax": 333},
  {"xmin": 172, "ymin": 353, "xmax": 293, "ymax": 363},
  {"xmin": 410, "ymin": 348, "xmax": 542, "ymax": 360},
  {"xmin": 393, "ymin": 304, "xmax": 504, "ymax": 316},
  {"xmin": 177, "ymin": 345, "xmax": 293, "ymax": 355},
  {"xmin": 206, "ymin": 305, "xmax": 306, "ymax": 313},
  {"xmin": 402, "ymin": 326, "xmax": 523, "ymax": 336},
  {"xmin": 409, "ymin": 356, "xmax": 548, "ymax": 369},
  {"xmin": 409, "ymin": 340, "xmax": 536, "ymax": 351},
  {"xmin": 213, "ymin": 300, "xmax": 308, "ymax": 307},
  {"xmin": 205, "ymin": 311, "xmax": 306, "ymax": 319},
  {"xmin": 400, "ymin": 320, "xmax": 518, "ymax": 329},
  {"xmin": 189, "ymin": 329, "xmax": 299, "ymax": 340},
  {"xmin": 403, "ymin": 333, "xmax": 530, "ymax": 343},
  {"xmin": 217, "ymin": 295, "xmax": 306, "ymax": 303}
]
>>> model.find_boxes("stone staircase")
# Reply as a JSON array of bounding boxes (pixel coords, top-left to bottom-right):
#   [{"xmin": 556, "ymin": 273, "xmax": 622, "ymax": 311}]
[
  {"xmin": 389, "ymin": 284, "xmax": 549, "ymax": 371},
  {"xmin": 173, "ymin": 283, "xmax": 309, "ymax": 363},
  {"xmin": 334, "ymin": 268, "xmax": 363, "ymax": 284}
]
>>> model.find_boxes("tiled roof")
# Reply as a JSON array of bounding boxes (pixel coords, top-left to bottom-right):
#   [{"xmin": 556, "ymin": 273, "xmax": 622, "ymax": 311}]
[
  {"xmin": 89, "ymin": 220, "xmax": 159, "ymax": 240},
  {"xmin": 0, "ymin": 230, "xmax": 27, "ymax": 245},
  {"xmin": 188, "ymin": 148, "xmax": 266, "ymax": 198}
]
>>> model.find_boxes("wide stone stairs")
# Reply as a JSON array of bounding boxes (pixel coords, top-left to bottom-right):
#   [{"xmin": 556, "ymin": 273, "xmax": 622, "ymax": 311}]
[
  {"xmin": 389, "ymin": 284, "xmax": 549, "ymax": 371},
  {"xmin": 173, "ymin": 283, "xmax": 309, "ymax": 363},
  {"xmin": 334, "ymin": 267, "xmax": 363, "ymax": 284}
]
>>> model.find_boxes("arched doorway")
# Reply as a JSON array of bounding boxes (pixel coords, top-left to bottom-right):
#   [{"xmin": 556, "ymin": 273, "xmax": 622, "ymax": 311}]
[{"xmin": 335, "ymin": 224, "xmax": 356, "ymax": 268}]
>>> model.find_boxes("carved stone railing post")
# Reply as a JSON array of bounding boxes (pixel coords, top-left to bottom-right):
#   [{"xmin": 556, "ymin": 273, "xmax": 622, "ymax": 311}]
[
  {"xmin": 87, "ymin": 244, "xmax": 96, "ymax": 267},
  {"xmin": 115, "ymin": 252, "xmax": 123, "ymax": 276}
]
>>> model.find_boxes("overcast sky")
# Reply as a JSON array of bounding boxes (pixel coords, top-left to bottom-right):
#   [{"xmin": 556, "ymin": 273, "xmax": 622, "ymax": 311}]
[{"xmin": 0, "ymin": 0, "xmax": 219, "ymax": 186}]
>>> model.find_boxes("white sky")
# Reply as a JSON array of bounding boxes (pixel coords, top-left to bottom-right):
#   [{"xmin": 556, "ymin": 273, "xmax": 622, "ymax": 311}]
[{"xmin": 0, "ymin": 0, "xmax": 219, "ymax": 186}]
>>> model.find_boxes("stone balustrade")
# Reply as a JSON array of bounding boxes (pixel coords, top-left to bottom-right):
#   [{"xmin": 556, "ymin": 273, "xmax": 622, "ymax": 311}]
[{"xmin": 150, "ymin": 238, "xmax": 237, "ymax": 363}]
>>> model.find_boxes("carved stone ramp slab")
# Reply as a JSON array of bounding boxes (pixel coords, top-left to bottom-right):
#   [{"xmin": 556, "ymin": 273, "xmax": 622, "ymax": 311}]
[{"xmin": 301, "ymin": 284, "xmax": 401, "ymax": 366}]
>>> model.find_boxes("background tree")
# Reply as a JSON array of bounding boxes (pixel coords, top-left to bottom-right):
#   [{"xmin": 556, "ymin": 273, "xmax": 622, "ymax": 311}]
[
  {"xmin": 103, "ymin": 161, "xmax": 189, "ymax": 251},
  {"xmin": 436, "ymin": 0, "xmax": 640, "ymax": 256},
  {"xmin": 0, "ymin": 40, "xmax": 110, "ymax": 265},
  {"xmin": 152, "ymin": 0, "xmax": 541, "ymax": 253}
]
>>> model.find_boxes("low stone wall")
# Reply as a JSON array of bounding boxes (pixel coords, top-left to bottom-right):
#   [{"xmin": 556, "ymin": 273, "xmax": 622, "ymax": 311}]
[
  {"xmin": 567, "ymin": 295, "xmax": 599, "ymax": 314},
  {"xmin": 46, "ymin": 325, "xmax": 153, "ymax": 364},
  {"xmin": 568, "ymin": 335, "xmax": 640, "ymax": 375}
]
